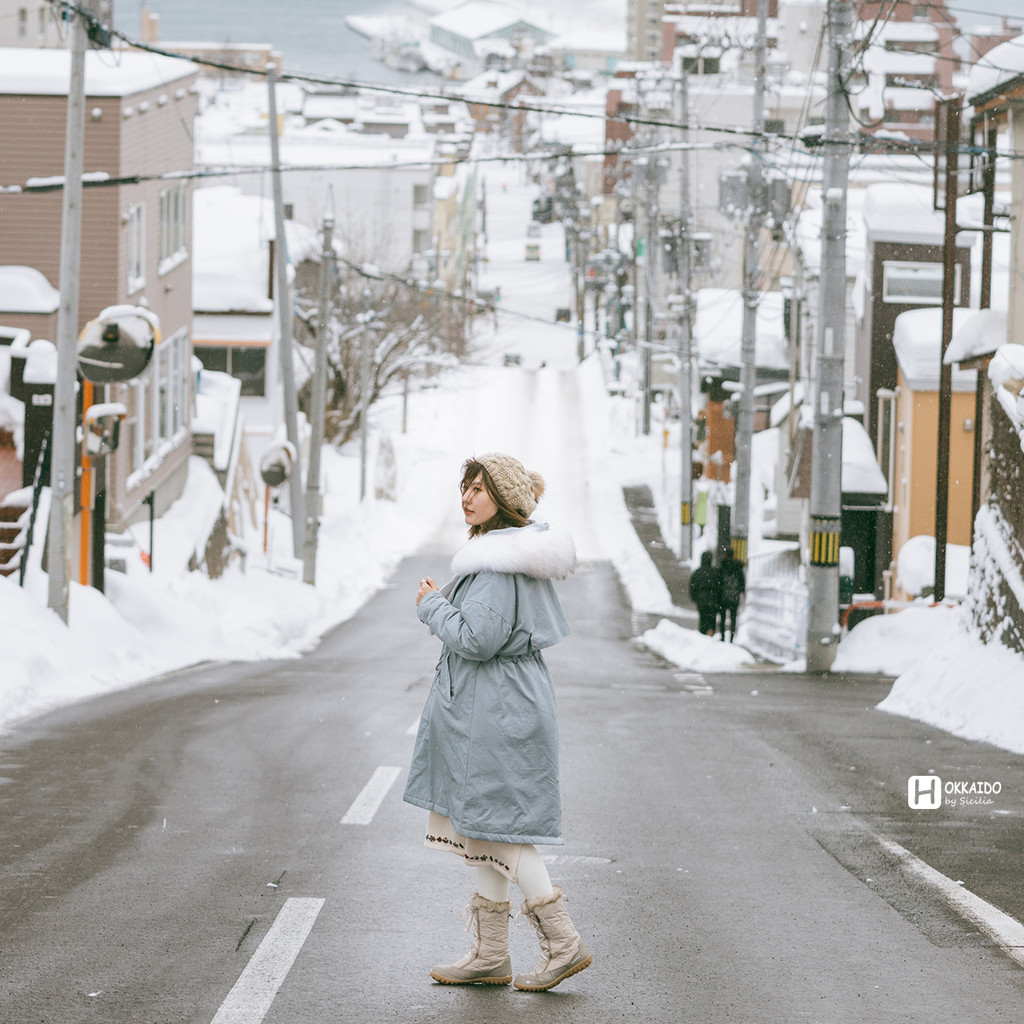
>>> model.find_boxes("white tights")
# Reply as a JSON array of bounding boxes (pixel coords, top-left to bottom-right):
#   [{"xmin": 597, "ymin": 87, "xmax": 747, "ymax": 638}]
[{"xmin": 476, "ymin": 844, "xmax": 553, "ymax": 903}]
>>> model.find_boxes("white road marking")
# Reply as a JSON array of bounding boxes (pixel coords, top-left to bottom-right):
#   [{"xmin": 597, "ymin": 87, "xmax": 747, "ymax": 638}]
[
  {"xmin": 341, "ymin": 765, "xmax": 402, "ymax": 824},
  {"xmin": 211, "ymin": 897, "xmax": 324, "ymax": 1024},
  {"xmin": 879, "ymin": 837, "xmax": 1024, "ymax": 967},
  {"xmin": 406, "ymin": 718, "xmax": 420, "ymax": 736}
]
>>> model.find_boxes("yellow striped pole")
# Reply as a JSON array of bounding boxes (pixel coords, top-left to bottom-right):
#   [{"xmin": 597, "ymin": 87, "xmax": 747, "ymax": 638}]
[
  {"xmin": 809, "ymin": 514, "xmax": 841, "ymax": 567},
  {"xmin": 680, "ymin": 501, "xmax": 692, "ymax": 526},
  {"xmin": 731, "ymin": 535, "xmax": 748, "ymax": 564}
]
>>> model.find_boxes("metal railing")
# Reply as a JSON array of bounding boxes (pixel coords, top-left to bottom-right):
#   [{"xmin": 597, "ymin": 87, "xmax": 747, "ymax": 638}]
[
  {"xmin": 18, "ymin": 434, "xmax": 49, "ymax": 588},
  {"xmin": 743, "ymin": 544, "xmax": 807, "ymax": 663}
]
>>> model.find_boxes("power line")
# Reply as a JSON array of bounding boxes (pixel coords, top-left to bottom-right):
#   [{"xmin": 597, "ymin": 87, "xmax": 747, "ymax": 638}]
[{"xmin": 63, "ymin": 0, "xmax": 1024, "ymax": 148}]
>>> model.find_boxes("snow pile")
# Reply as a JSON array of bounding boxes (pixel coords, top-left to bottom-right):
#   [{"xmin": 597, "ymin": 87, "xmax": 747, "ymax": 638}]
[
  {"xmin": 875, "ymin": 606, "xmax": 1024, "ymax": 755},
  {"xmin": 989, "ymin": 344, "xmax": 1024, "ymax": 433},
  {"xmin": 834, "ymin": 604, "xmax": 961, "ymax": 675},
  {"xmin": 896, "ymin": 535, "xmax": 970, "ymax": 599},
  {"xmin": 638, "ymin": 618, "xmax": 756, "ymax": 672}
]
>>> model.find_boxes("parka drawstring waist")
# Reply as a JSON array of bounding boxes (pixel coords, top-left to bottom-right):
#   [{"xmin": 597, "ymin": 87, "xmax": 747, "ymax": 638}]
[{"xmin": 491, "ymin": 649, "xmax": 541, "ymax": 663}]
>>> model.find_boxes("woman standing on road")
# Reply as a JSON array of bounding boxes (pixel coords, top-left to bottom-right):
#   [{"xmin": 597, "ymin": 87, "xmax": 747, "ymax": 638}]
[{"xmin": 404, "ymin": 453, "xmax": 592, "ymax": 992}]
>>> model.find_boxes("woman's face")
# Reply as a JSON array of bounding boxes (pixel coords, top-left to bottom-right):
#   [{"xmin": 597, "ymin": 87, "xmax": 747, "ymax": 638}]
[{"xmin": 462, "ymin": 473, "xmax": 498, "ymax": 528}]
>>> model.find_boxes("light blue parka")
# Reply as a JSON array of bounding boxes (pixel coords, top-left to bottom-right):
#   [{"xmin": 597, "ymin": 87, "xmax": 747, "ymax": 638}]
[{"xmin": 403, "ymin": 522, "xmax": 576, "ymax": 845}]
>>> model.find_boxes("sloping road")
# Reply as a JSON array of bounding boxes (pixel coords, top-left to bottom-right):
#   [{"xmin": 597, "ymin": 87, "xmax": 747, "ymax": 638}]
[{"xmin": 2, "ymin": 552, "xmax": 1024, "ymax": 1022}]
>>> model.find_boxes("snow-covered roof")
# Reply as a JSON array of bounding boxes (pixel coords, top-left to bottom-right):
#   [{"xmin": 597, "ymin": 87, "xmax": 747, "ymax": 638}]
[
  {"xmin": 431, "ymin": 1, "xmax": 549, "ymax": 40},
  {"xmin": 547, "ymin": 28, "xmax": 625, "ymax": 54},
  {"xmin": 892, "ymin": 307, "xmax": 981, "ymax": 391},
  {"xmin": 793, "ymin": 187, "xmax": 866, "ymax": 279},
  {"xmin": 695, "ymin": 288, "xmax": 788, "ymax": 372},
  {"xmin": 0, "ymin": 47, "xmax": 196, "ymax": 97},
  {"xmin": 192, "ymin": 186, "xmax": 319, "ymax": 314},
  {"xmin": 192, "ymin": 313, "xmax": 273, "ymax": 345},
  {"xmin": 855, "ymin": 20, "xmax": 939, "ymax": 43},
  {"xmin": 842, "ymin": 417, "xmax": 888, "ymax": 496},
  {"xmin": 196, "ymin": 127, "xmax": 436, "ymax": 170},
  {"xmin": 0, "ymin": 266, "xmax": 59, "ymax": 314},
  {"xmin": 768, "ymin": 382, "xmax": 804, "ymax": 429},
  {"xmin": 862, "ymin": 182, "xmax": 944, "ymax": 243},
  {"xmin": 462, "ymin": 68, "xmax": 533, "ymax": 98},
  {"xmin": 966, "ymin": 33, "xmax": 1024, "ymax": 105},
  {"xmin": 942, "ymin": 308, "xmax": 1007, "ymax": 364}
]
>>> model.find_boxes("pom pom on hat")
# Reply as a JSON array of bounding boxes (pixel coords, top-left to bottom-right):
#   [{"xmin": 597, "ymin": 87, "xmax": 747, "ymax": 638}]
[{"xmin": 477, "ymin": 452, "xmax": 544, "ymax": 517}]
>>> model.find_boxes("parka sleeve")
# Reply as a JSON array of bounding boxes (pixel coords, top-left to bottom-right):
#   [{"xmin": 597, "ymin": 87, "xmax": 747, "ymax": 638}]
[{"xmin": 417, "ymin": 574, "xmax": 515, "ymax": 661}]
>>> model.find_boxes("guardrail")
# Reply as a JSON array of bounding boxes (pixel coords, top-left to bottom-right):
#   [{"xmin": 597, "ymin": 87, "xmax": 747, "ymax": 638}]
[{"xmin": 742, "ymin": 544, "xmax": 806, "ymax": 663}]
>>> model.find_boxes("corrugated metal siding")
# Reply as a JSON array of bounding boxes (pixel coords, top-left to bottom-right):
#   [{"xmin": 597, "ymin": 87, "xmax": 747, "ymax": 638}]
[{"xmin": 0, "ymin": 75, "xmax": 200, "ymax": 535}]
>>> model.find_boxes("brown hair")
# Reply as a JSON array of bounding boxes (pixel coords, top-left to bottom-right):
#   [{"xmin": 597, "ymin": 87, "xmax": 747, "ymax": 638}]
[{"xmin": 460, "ymin": 458, "xmax": 531, "ymax": 536}]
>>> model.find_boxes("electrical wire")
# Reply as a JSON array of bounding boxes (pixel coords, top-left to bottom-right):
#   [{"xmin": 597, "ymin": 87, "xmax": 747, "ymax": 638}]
[{"xmin": 53, "ymin": 0, "xmax": 1024, "ymax": 150}]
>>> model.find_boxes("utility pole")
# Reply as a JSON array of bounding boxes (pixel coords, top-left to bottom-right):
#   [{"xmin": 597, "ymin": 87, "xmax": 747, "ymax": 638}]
[
  {"xmin": 933, "ymin": 94, "xmax": 962, "ymax": 603},
  {"xmin": 49, "ymin": 0, "xmax": 93, "ymax": 622},
  {"xmin": 267, "ymin": 63, "xmax": 305, "ymax": 560},
  {"xmin": 731, "ymin": 0, "xmax": 768, "ymax": 566},
  {"xmin": 805, "ymin": 0, "xmax": 853, "ymax": 672},
  {"xmin": 359, "ymin": 288, "xmax": 373, "ymax": 500},
  {"xmin": 302, "ymin": 205, "xmax": 334, "ymax": 585},
  {"xmin": 642, "ymin": 151, "xmax": 658, "ymax": 436},
  {"xmin": 677, "ymin": 68, "xmax": 693, "ymax": 562}
]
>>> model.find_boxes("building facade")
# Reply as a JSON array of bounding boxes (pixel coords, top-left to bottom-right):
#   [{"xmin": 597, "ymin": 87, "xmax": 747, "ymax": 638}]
[{"xmin": 0, "ymin": 46, "xmax": 198, "ymax": 577}]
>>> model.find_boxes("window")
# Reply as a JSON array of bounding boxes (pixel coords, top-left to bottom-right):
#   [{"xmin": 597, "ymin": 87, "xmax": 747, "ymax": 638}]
[
  {"xmin": 37, "ymin": 6, "xmax": 45, "ymax": 37},
  {"xmin": 882, "ymin": 260, "xmax": 961, "ymax": 304},
  {"xmin": 125, "ymin": 328, "xmax": 190, "ymax": 484},
  {"xmin": 413, "ymin": 183, "xmax": 429, "ymax": 206},
  {"xmin": 127, "ymin": 203, "xmax": 146, "ymax": 294},
  {"xmin": 17, "ymin": 8, "xmax": 27, "ymax": 38},
  {"xmin": 159, "ymin": 182, "xmax": 188, "ymax": 268},
  {"xmin": 194, "ymin": 344, "xmax": 267, "ymax": 397}
]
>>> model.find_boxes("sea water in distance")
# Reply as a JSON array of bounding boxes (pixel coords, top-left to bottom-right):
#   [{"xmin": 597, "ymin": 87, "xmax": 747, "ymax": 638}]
[{"xmin": 114, "ymin": 0, "xmax": 430, "ymax": 85}]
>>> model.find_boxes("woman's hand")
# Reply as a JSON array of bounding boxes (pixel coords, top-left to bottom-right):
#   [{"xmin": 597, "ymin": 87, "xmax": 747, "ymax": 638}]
[{"xmin": 416, "ymin": 576, "xmax": 438, "ymax": 606}]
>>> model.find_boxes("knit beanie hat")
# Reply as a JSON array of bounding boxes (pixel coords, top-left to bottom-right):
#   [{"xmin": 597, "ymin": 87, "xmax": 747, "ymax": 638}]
[{"xmin": 477, "ymin": 452, "xmax": 545, "ymax": 517}]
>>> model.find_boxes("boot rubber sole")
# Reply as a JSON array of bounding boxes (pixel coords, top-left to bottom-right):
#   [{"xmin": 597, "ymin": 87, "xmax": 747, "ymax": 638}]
[
  {"xmin": 430, "ymin": 970, "xmax": 513, "ymax": 986},
  {"xmin": 513, "ymin": 953, "xmax": 593, "ymax": 992}
]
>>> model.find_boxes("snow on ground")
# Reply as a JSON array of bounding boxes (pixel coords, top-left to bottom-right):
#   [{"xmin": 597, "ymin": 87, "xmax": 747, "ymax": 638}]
[
  {"xmin": 639, "ymin": 619, "xmax": 755, "ymax": 673},
  {"xmin": 2, "ymin": 163, "xmax": 1024, "ymax": 759}
]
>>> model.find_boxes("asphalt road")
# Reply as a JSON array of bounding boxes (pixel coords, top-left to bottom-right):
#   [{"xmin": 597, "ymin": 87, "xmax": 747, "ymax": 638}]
[{"xmin": 1, "ymin": 556, "xmax": 1024, "ymax": 1023}]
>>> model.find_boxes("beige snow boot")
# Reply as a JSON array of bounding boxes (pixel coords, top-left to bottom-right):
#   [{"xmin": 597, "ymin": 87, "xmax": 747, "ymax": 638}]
[
  {"xmin": 430, "ymin": 893, "xmax": 513, "ymax": 985},
  {"xmin": 514, "ymin": 886, "xmax": 592, "ymax": 991}
]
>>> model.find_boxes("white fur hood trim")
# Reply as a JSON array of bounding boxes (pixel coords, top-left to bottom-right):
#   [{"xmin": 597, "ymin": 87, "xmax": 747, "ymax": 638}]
[{"xmin": 450, "ymin": 523, "xmax": 576, "ymax": 581}]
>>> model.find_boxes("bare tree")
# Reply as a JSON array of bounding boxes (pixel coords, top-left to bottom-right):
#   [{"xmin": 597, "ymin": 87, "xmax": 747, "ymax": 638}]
[{"xmin": 292, "ymin": 258, "xmax": 469, "ymax": 446}]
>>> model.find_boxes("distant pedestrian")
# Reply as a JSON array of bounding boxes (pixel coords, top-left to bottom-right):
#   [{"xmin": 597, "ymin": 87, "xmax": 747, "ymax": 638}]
[
  {"xmin": 719, "ymin": 548, "xmax": 746, "ymax": 642},
  {"xmin": 405, "ymin": 453, "xmax": 592, "ymax": 992},
  {"xmin": 688, "ymin": 550, "xmax": 721, "ymax": 636}
]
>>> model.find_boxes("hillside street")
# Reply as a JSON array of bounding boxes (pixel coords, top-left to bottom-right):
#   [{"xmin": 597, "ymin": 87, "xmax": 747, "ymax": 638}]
[{"xmin": 1, "ymin": 540, "xmax": 1024, "ymax": 1022}]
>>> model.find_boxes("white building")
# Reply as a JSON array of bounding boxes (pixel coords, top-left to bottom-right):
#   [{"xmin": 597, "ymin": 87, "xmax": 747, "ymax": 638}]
[{"xmin": 195, "ymin": 81, "xmax": 459, "ymax": 271}]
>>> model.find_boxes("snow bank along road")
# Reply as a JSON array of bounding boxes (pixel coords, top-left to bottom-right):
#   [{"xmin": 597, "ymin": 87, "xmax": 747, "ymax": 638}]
[{"xmin": 1, "ymin": 556, "xmax": 1024, "ymax": 1022}]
